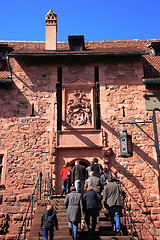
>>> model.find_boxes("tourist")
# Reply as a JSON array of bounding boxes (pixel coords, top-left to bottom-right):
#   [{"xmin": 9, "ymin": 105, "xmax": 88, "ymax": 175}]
[
  {"xmin": 83, "ymin": 186, "xmax": 101, "ymax": 235},
  {"xmin": 91, "ymin": 158, "xmax": 103, "ymax": 177},
  {"xmin": 103, "ymin": 178, "xmax": 126, "ymax": 235},
  {"xmin": 41, "ymin": 204, "xmax": 59, "ymax": 240},
  {"xmin": 64, "ymin": 186, "xmax": 83, "ymax": 240},
  {"xmin": 86, "ymin": 161, "xmax": 93, "ymax": 178},
  {"xmin": 84, "ymin": 171, "xmax": 102, "ymax": 196},
  {"xmin": 71, "ymin": 160, "xmax": 86, "ymax": 194},
  {"xmin": 84, "ymin": 171, "xmax": 102, "ymax": 209},
  {"xmin": 60, "ymin": 162, "xmax": 72, "ymax": 196},
  {"xmin": 100, "ymin": 167, "xmax": 114, "ymax": 191}
]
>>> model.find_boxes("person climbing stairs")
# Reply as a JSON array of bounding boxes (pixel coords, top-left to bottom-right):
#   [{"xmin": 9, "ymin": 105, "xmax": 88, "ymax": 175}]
[{"xmin": 28, "ymin": 195, "xmax": 131, "ymax": 240}]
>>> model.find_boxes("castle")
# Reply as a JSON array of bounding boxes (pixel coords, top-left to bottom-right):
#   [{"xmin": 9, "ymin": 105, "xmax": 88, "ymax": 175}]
[{"xmin": 0, "ymin": 9, "xmax": 160, "ymax": 239}]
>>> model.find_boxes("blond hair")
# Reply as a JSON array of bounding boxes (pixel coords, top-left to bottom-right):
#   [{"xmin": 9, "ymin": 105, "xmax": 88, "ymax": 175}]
[
  {"xmin": 89, "ymin": 171, "xmax": 94, "ymax": 177},
  {"xmin": 87, "ymin": 186, "xmax": 93, "ymax": 191}
]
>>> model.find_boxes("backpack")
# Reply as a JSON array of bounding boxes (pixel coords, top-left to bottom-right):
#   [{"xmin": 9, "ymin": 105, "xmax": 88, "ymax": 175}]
[
  {"xmin": 67, "ymin": 170, "xmax": 71, "ymax": 177},
  {"xmin": 44, "ymin": 212, "xmax": 55, "ymax": 228}
]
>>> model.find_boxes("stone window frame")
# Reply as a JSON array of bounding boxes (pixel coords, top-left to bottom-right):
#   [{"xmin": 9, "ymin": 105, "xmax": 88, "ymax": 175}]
[{"xmin": 0, "ymin": 150, "xmax": 7, "ymax": 187}]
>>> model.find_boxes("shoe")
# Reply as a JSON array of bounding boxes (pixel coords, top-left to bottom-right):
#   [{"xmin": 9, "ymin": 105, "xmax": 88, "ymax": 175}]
[
  {"xmin": 61, "ymin": 189, "xmax": 64, "ymax": 196},
  {"xmin": 69, "ymin": 229, "xmax": 72, "ymax": 236},
  {"xmin": 112, "ymin": 225, "xmax": 116, "ymax": 232},
  {"xmin": 116, "ymin": 228, "xmax": 121, "ymax": 236},
  {"xmin": 88, "ymin": 226, "xmax": 92, "ymax": 235},
  {"xmin": 88, "ymin": 230, "xmax": 93, "ymax": 236}
]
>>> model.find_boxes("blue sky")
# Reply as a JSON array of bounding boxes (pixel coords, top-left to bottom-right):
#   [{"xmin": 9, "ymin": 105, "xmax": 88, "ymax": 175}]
[{"xmin": 0, "ymin": 0, "xmax": 160, "ymax": 42}]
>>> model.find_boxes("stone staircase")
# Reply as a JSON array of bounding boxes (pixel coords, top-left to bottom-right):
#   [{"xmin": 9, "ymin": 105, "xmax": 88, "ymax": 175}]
[{"xmin": 28, "ymin": 196, "xmax": 131, "ymax": 240}]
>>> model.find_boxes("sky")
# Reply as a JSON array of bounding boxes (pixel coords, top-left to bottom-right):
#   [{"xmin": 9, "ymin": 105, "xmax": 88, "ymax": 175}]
[{"xmin": 0, "ymin": 0, "xmax": 160, "ymax": 42}]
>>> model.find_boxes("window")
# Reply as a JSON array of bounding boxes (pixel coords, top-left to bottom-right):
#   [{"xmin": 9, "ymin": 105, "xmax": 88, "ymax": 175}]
[
  {"xmin": 149, "ymin": 42, "xmax": 160, "ymax": 56},
  {"xmin": 0, "ymin": 151, "xmax": 6, "ymax": 186},
  {"xmin": 68, "ymin": 35, "xmax": 85, "ymax": 51},
  {"xmin": 94, "ymin": 66, "xmax": 101, "ymax": 129},
  {"xmin": 0, "ymin": 155, "xmax": 4, "ymax": 184}
]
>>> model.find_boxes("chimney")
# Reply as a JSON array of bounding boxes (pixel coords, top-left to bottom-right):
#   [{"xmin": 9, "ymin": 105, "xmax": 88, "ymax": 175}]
[{"xmin": 45, "ymin": 9, "xmax": 57, "ymax": 51}]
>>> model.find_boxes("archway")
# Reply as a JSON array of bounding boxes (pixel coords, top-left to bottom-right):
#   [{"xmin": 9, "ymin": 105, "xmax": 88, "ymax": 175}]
[{"xmin": 70, "ymin": 158, "xmax": 90, "ymax": 168}]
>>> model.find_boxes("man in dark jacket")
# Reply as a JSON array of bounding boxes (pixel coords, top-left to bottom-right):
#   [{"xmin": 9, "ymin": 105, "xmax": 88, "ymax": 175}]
[
  {"xmin": 91, "ymin": 158, "xmax": 103, "ymax": 178},
  {"xmin": 83, "ymin": 186, "xmax": 101, "ymax": 235},
  {"xmin": 41, "ymin": 204, "xmax": 59, "ymax": 240},
  {"xmin": 103, "ymin": 178, "xmax": 126, "ymax": 235},
  {"xmin": 72, "ymin": 160, "xmax": 86, "ymax": 194}
]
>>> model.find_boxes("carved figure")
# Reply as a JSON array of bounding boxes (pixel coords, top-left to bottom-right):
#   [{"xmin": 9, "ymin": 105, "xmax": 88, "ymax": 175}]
[{"xmin": 66, "ymin": 90, "xmax": 92, "ymax": 126}]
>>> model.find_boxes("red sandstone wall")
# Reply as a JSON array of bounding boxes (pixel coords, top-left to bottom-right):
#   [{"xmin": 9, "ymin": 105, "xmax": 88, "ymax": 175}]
[
  {"xmin": 99, "ymin": 57, "xmax": 160, "ymax": 239},
  {"xmin": 0, "ymin": 57, "xmax": 58, "ymax": 238},
  {"xmin": 0, "ymin": 55, "xmax": 159, "ymax": 239}
]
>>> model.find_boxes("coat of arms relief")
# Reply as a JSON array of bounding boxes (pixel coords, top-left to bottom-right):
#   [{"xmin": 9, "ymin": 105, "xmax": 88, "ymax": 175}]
[
  {"xmin": 62, "ymin": 77, "xmax": 95, "ymax": 129},
  {"xmin": 66, "ymin": 89, "xmax": 92, "ymax": 126}
]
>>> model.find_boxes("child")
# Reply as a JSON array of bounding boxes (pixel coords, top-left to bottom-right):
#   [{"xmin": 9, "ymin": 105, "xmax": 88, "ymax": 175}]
[{"xmin": 41, "ymin": 204, "xmax": 59, "ymax": 240}]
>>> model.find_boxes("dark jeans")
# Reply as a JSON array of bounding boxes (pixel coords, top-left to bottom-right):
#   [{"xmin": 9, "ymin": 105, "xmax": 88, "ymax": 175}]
[
  {"xmin": 43, "ymin": 228, "xmax": 54, "ymax": 240},
  {"xmin": 85, "ymin": 208, "xmax": 98, "ymax": 232},
  {"xmin": 62, "ymin": 179, "xmax": 70, "ymax": 194}
]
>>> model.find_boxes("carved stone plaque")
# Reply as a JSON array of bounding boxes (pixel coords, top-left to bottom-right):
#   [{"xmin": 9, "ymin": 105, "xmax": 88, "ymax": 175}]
[
  {"xmin": 66, "ymin": 90, "xmax": 92, "ymax": 126},
  {"xmin": 62, "ymin": 77, "xmax": 95, "ymax": 130}
]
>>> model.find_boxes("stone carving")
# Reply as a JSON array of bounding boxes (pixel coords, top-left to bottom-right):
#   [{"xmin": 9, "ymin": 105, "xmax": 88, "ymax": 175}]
[
  {"xmin": 66, "ymin": 90, "xmax": 92, "ymax": 126},
  {"xmin": 45, "ymin": 9, "xmax": 57, "ymax": 25}
]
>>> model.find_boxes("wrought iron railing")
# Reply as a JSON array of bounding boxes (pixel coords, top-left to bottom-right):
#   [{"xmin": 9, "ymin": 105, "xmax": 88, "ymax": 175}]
[
  {"xmin": 123, "ymin": 198, "xmax": 140, "ymax": 240},
  {"xmin": 17, "ymin": 170, "xmax": 55, "ymax": 239},
  {"xmin": 17, "ymin": 172, "xmax": 42, "ymax": 240},
  {"xmin": 44, "ymin": 172, "xmax": 55, "ymax": 200},
  {"xmin": 111, "ymin": 172, "xmax": 140, "ymax": 239}
]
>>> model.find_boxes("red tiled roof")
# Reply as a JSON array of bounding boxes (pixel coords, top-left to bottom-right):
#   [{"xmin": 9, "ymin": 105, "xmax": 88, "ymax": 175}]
[
  {"xmin": 0, "ymin": 38, "xmax": 160, "ymax": 80},
  {"xmin": 0, "ymin": 40, "xmax": 149, "ymax": 55},
  {"xmin": 142, "ymin": 56, "xmax": 160, "ymax": 78}
]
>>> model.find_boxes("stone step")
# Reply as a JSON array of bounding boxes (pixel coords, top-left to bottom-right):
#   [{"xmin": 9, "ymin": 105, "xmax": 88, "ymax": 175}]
[
  {"xmin": 35, "ymin": 209, "xmax": 66, "ymax": 215},
  {"xmin": 28, "ymin": 235, "xmax": 130, "ymax": 240},
  {"xmin": 78, "ymin": 236, "xmax": 130, "ymax": 240},
  {"xmin": 28, "ymin": 196, "xmax": 130, "ymax": 240},
  {"xmin": 30, "ymin": 223, "xmax": 113, "ymax": 232},
  {"xmin": 29, "ymin": 229, "xmax": 69, "ymax": 237}
]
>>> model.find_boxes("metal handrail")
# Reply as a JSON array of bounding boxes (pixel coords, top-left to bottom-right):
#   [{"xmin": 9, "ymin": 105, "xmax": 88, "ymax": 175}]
[
  {"xmin": 17, "ymin": 172, "xmax": 42, "ymax": 240},
  {"xmin": 44, "ymin": 172, "xmax": 55, "ymax": 200},
  {"xmin": 110, "ymin": 171, "xmax": 140, "ymax": 239},
  {"xmin": 122, "ymin": 198, "xmax": 140, "ymax": 240}
]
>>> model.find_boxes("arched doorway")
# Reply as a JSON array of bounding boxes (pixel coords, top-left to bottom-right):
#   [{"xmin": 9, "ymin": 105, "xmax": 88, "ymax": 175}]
[{"xmin": 70, "ymin": 158, "xmax": 90, "ymax": 168}]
